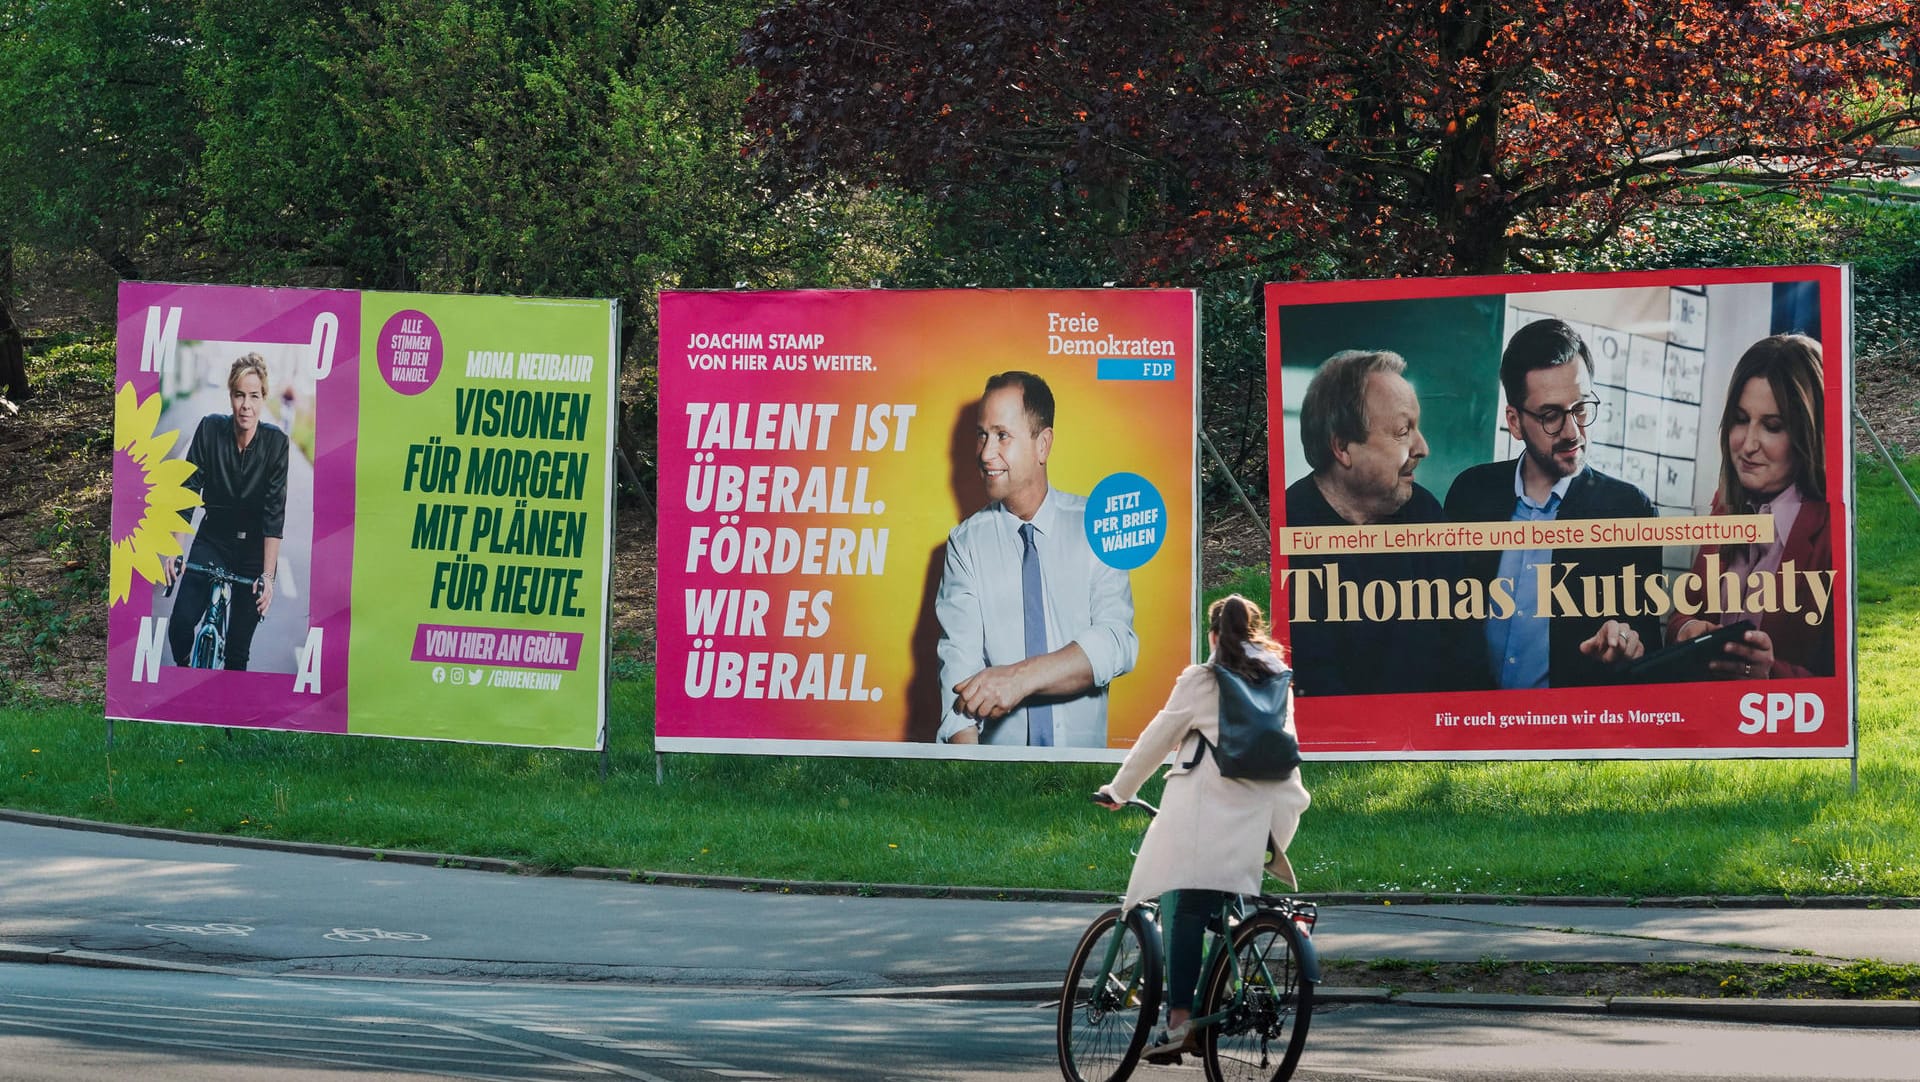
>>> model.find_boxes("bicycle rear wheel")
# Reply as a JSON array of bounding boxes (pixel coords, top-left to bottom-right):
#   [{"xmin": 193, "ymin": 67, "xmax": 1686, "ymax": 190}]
[
  {"xmin": 1198, "ymin": 911, "xmax": 1313, "ymax": 1082},
  {"xmin": 1057, "ymin": 905, "xmax": 1161, "ymax": 1082}
]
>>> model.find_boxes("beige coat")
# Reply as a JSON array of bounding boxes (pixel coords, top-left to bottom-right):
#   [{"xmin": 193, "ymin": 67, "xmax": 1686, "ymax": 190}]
[{"xmin": 1105, "ymin": 662, "xmax": 1310, "ymax": 912}]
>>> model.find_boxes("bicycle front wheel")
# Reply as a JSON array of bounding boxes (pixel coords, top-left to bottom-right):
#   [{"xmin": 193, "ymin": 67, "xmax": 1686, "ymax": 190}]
[
  {"xmin": 189, "ymin": 621, "xmax": 221, "ymax": 669},
  {"xmin": 1056, "ymin": 905, "xmax": 1161, "ymax": 1082},
  {"xmin": 1198, "ymin": 911, "xmax": 1313, "ymax": 1082}
]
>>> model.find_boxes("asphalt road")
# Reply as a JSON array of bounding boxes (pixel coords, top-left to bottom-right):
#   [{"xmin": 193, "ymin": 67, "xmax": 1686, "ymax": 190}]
[
  {"xmin": 10, "ymin": 815, "xmax": 1919, "ymax": 993},
  {"xmin": 6, "ymin": 814, "xmax": 1920, "ymax": 1080},
  {"xmin": 7, "ymin": 964, "xmax": 1920, "ymax": 1082}
]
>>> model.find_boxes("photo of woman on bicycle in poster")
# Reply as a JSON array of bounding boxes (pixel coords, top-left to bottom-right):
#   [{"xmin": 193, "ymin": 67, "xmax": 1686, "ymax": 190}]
[{"xmin": 163, "ymin": 353, "xmax": 291, "ymax": 671}]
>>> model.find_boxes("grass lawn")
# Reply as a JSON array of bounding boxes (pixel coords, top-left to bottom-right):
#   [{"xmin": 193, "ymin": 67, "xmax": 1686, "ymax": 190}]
[{"xmin": 4, "ymin": 461, "xmax": 1918, "ymax": 898}]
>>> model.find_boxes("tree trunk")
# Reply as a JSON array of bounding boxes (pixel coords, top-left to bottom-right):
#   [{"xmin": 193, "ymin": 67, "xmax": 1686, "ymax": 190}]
[
  {"xmin": 1451, "ymin": 214, "xmax": 1511, "ymax": 276},
  {"xmin": 0, "ymin": 244, "xmax": 28, "ymax": 401},
  {"xmin": 97, "ymin": 246, "xmax": 142, "ymax": 281}
]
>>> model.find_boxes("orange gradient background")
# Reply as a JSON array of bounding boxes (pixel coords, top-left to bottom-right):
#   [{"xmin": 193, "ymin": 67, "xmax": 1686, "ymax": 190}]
[{"xmin": 657, "ymin": 290, "xmax": 1198, "ymax": 757}]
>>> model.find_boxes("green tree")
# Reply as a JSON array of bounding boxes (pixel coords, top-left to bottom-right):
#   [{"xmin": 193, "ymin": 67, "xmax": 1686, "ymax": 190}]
[
  {"xmin": 745, "ymin": 0, "xmax": 1920, "ymax": 278},
  {"xmin": 0, "ymin": 0, "xmax": 206, "ymax": 396},
  {"xmin": 0, "ymin": 0, "xmax": 201, "ymax": 277},
  {"xmin": 190, "ymin": 0, "xmax": 908, "ymax": 490}
]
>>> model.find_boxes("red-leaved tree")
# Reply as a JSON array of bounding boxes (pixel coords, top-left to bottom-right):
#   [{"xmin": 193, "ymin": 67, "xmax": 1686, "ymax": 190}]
[{"xmin": 744, "ymin": 0, "xmax": 1919, "ymax": 277}]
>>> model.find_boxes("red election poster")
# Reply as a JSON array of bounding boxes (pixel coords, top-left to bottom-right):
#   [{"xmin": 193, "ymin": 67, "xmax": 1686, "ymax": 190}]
[{"xmin": 1266, "ymin": 266, "xmax": 1853, "ymax": 759}]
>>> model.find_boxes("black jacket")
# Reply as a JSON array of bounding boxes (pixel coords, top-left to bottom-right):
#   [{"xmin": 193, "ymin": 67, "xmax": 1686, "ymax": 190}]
[
  {"xmin": 181, "ymin": 414, "xmax": 289, "ymax": 574},
  {"xmin": 1443, "ymin": 460, "xmax": 1664, "ymax": 688}
]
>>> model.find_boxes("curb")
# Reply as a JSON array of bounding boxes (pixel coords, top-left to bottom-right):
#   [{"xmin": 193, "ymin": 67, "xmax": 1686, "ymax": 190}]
[
  {"xmin": 10, "ymin": 942, "xmax": 1909, "ymax": 1027},
  {"xmin": 0, "ymin": 942, "xmax": 257, "ymax": 979},
  {"xmin": 841, "ymin": 983, "xmax": 1918, "ymax": 1027},
  {"xmin": 566, "ymin": 865, "xmax": 1102, "ymax": 902},
  {"xmin": 7, "ymin": 808, "xmax": 1918, "ymax": 910}
]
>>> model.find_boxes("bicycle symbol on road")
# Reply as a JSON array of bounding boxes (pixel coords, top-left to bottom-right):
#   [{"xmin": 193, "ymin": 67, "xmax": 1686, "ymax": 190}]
[
  {"xmin": 143, "ymin": 922, "xmax": 255, "ymax": 936},
  {"xmin": 324, "ymin": 927, "xmax": 432, "ymax": 943}
]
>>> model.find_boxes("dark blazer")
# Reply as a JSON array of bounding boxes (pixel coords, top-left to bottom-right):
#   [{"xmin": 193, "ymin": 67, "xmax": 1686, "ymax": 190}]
[
  {"xmin": 1444, "ymin": 460, "xmax": 1664, "ymax": 688},
  {"xmin": 1283, "ymin": 476, "xmax": 1472, "ymax": 695}
]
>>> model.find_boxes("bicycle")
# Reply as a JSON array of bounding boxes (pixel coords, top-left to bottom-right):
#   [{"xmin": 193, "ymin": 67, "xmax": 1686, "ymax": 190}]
[
  {"xmin": 1057, "ymin": 796, "xmax": 1318, "ymax": 1082},
  {"xmin": 164, "ymin": 558, "xmax": 263, "ymax": 669}
]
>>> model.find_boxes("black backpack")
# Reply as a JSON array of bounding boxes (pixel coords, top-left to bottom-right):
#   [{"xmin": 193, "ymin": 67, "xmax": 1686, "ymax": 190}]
[{"xmin": 1184, "ymin": 663, "xmax": 1301, "ymax": 780}]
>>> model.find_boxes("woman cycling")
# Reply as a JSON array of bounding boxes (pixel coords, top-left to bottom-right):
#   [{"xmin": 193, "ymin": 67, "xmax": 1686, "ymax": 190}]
[
  {"xmin": 1096, "ymin": 594, "xmax": 1311, "ymax": 1061},
  {"xmin": 165, "ymin": 352, "xmax": 290, "ymax": 670}
]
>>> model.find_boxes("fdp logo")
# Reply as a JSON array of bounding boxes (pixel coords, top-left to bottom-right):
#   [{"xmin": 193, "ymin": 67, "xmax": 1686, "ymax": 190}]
[{"xmin": 1737, "ymin": 692, "xmax": 1824, "ymax": 735}]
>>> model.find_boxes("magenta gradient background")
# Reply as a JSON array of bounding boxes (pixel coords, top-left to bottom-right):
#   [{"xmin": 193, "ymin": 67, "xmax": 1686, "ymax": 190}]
[{"xmin": 106, "ymin": 282, "xmax": 361, "ymax": 732}]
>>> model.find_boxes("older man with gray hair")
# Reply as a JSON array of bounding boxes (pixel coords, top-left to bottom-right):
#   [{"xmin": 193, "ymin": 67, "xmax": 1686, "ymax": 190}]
[{"xmin": 1283, "ymin": 349, "xmax": 1458, "ymax": 695}]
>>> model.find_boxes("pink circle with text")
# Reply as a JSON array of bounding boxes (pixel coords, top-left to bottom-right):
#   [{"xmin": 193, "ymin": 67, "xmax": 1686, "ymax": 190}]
[{"xmin": 378, "ymin": 309, "xmax": 443, "ymax": 395}]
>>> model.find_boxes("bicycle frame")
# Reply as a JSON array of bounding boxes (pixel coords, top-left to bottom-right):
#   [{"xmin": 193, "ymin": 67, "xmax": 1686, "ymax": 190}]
[
  {"xmin": 166, "ymin": 560, "xmax": 261, "ymax": 670},
  {"xmin": 195, "ymin": 580, "xmax": 230, "ymax": 669},
  {"xmin": 1092, "ymin": 903, "xmax": 1157, "ymax": 1012},
  {"xmin": 1184, "ymin": 894, "xmax": 1320, "ymax": 1036}
]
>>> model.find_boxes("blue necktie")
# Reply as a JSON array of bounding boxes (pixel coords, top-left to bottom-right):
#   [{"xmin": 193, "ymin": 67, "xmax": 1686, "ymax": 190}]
[{"xmin": 1020, "ymin": 522, "xmax": 1054, "ymax": 746}]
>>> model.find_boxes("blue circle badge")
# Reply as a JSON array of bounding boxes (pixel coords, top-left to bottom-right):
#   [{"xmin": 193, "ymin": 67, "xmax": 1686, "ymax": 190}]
[{"xmin": 1084, "ymin": 472, "xmax": 1167, "ymax": 571}]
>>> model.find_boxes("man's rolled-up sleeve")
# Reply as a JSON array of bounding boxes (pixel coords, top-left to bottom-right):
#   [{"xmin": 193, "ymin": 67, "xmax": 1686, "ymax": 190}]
[
  {"xmin": 933, "ymin": 530, "xmax": 985, "ymax": 742},
  {"xmin": 1072, "ymin": 561, "xmax": 1137, "ymax": 687}
]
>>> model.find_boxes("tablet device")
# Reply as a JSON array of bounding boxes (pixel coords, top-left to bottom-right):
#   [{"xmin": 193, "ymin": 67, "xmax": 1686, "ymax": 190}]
[{"xmin": 1623, "ymin": 619, "xmax": 1755, "ymax": 682}]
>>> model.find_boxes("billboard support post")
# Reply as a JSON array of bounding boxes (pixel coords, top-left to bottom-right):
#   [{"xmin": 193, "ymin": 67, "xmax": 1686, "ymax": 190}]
[
  {"xmin": 1200, "ymin": 431, "xmax": 1269, "ymax": 539},
  {"xmin": 1854, "ymin": 406, "xmax": 1920, "ymax": 517}
]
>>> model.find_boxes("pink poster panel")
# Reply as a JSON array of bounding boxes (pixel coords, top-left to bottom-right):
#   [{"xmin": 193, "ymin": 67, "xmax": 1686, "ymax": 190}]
[{"xmin": 106, "ymin": 282, "xmax": 359, "ymax": 731}]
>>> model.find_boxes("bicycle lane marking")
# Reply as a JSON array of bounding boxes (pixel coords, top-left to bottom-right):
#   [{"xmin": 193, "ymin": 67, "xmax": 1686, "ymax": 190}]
[
  {"xmin": 285, "ymin": 981, "xmax": 783, "ymax": 1082},
  {"xmin": 324, "ymin": 927, "xmax": 433, "ymax": 943},
  {"xmin": 141, "ymin": 922, "xmax": 255, "ymax": 936}
]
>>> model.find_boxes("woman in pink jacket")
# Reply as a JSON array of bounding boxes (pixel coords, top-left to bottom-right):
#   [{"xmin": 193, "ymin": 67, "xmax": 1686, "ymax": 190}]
[
  {"xmin": 1668, "ymin": 334, "xmax": 1834, "ymax": 679},
  {"xmin": 1096, "ymin": 594, "xmax": 1311, "ymax": 1060}
]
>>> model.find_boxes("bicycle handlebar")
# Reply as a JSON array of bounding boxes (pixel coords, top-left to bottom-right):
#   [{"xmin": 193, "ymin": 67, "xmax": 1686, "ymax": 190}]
[
  {"xmin": 183, "ymin": 561, "xmax": 259, "ymax": 585},
  {"xmin": 1089, "ymin": 792, "xmax": 1158, "ymax": 817},
  {"xmin": 164, "ymin": 559, "xmax": 261, "ymax": 597}
]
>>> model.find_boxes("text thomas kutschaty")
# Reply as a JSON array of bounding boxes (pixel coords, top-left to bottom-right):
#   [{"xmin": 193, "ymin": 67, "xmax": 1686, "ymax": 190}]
[{"xmin": 1279, "ymin": 555, "xmax": 1835, "ymax": 628}]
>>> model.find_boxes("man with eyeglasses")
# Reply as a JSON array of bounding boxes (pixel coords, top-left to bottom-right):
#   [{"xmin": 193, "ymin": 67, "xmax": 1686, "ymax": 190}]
[{"xmin": 1444, "ymin": 318, "xmax": 1663, "ymax": 688}]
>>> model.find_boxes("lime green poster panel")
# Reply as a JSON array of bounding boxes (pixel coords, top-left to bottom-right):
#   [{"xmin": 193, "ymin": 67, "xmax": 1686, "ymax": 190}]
[{"xmin": 352, "ymin": 292, "xmax": 616, "ymax": 748}]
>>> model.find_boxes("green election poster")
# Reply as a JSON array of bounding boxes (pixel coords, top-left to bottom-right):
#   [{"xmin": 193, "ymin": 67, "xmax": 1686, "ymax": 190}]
[{"xmin": 352, "ymin": 292, "xmax": 616, "ymax": 747}]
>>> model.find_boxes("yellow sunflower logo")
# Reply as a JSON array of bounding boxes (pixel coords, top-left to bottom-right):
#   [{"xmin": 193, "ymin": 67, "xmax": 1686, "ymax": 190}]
[{"xmin": 110, "ymin": 383, "xmax": 202, "ymax": 605}]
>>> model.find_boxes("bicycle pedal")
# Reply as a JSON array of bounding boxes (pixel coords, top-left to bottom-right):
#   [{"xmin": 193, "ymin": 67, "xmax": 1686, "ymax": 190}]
[{"xmin": 1142, "ymin": 1050, "xmax": 1184, "ymax": 1066}]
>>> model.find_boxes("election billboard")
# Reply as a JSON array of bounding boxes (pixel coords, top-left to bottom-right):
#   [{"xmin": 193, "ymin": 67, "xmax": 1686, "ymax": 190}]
[
  {"xmin": 1267, "ymin": 266, "xmax": 1853, "ymax": 759},
  {"xmin": 106, "ymin": 282, "xmax": 617, "ymax": 749},
  {"xmin": 656, "ymin": 290, "xmax": 1199, "ymax": 761}
]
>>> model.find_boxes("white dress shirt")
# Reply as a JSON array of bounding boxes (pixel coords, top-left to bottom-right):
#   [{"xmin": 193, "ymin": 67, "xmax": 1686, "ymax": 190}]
[{"xmin": 934, "ymin": 487, "xmax": 1138, "ymax": 746}]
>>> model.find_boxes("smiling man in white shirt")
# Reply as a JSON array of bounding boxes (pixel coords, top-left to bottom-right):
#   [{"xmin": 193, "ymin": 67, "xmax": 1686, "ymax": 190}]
[{"xmin": 934, "ymin": 371, "xmax": 1138, "ymax": 746}]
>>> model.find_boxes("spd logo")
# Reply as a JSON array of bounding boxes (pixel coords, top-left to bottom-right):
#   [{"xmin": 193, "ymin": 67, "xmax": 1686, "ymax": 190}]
[{"xmin": 1737, "ymin": 692, "xmax": 1824, "ymax": 735}]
